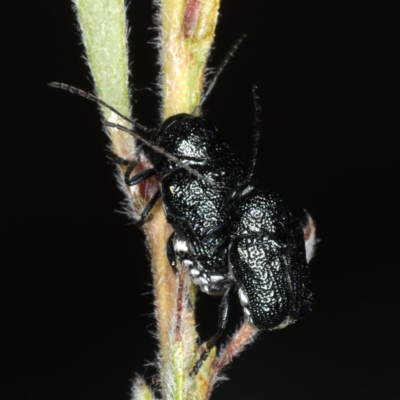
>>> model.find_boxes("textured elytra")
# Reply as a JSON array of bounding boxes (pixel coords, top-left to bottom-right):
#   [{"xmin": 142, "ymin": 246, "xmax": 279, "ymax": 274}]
[
  {"xmin": 143, "ymin": 113, "xmax": 248, "ymax": 295},
  {"xmin": 125, "ymin": 112, "xmax": 313, "ymax": 331},
  {"xmin": 227, "ymin": 183, "xmax": 313, "ymax": 329},
  {"xmin": 114, "ymin": 108, "xmax": 314, "ymax": 373},
  {"xmin": 153, "ymin": 114, "xmax": 247, "ymax": 188},
  {"xmin": 50, "ymin": 74, "xmax": 315, "ymax": 376}
]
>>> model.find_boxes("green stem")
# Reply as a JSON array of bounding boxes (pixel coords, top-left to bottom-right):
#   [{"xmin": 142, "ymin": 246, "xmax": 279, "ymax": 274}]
[
  {"xmin": 73, "ymin": 0, "xmax": 133, "ymax": 158},
  {"xmin": 72, "ymin": 1, "xmax": 222, "ymax": 398}
]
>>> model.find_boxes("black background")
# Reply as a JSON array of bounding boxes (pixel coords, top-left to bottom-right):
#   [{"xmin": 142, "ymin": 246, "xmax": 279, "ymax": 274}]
[{"xmin": 2, "ymin": 1, "xmax": 399, "ymax": 399}]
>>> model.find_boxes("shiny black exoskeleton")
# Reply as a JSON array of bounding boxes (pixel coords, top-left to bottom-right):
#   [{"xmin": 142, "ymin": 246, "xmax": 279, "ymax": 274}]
[
  {"xmin": 114, "ymin": 88, "xmax": 313, "ymax": 374},
  {"xmin": 227, "ymin": 182, "xmax": 313, "ymax": 330},
  {"xmin": 190, "ymin": 180, "xmax": 314, "ymax": 373},
  {"xmin": 189, "ymin": 93, "xmax": 314, "ymax": 372},
  {"xmin": 120, "ymin": 113, "xmax": 247, "ymax": 295},
  {"xmin": 49, "ymin": 81, "xmax": 314, "ymax": 377}
]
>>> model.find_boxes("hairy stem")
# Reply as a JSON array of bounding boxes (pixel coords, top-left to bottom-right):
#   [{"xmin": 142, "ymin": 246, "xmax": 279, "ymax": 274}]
[
  {"xmin": 70, "ymin": 2, "xmax": 261, "ymax": 399},
  {"xmin": 73, "ymin": 0, "xmax": 133, "ymax": 159},
  {"xmin": 155, "ymin": 1, "xmax": 220, "ymax": 398}
]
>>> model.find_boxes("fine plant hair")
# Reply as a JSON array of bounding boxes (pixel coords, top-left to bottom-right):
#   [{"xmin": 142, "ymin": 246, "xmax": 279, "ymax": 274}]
[{"xmin": 51, "ymin": 2, "xmax": 317, "ymax": 400}]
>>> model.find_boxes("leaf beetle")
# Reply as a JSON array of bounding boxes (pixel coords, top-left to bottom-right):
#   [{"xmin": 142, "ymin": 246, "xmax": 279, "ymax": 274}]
[{"xmin": 49, "ymin": 39, "xmax": 316, "ymax": 375}]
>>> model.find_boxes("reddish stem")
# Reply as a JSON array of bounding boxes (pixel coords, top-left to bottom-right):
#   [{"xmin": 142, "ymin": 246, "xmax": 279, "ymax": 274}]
[{"xmin": 206, "ymin": 321, "xmax": 259, "ymax": 399}]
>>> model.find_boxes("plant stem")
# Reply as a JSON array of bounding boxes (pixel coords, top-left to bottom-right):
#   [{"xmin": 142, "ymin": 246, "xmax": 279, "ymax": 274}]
[{"xmin": 70, "ymin": 2, "xmax": 261, "ymax": 399}]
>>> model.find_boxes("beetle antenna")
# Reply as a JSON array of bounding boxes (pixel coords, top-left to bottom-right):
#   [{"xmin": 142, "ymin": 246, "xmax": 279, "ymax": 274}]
[
  {"xmin": 48, "ymin": 82, "xmax": 153, "ymax": 135},
  {"xmin": 246, "ymin": 85, "xmax": 262, "ymax": 181},
  {"xmin": 49, "ymin": 82, "xmax": 225, "ymax": 189},
  {"xmin": 103, "ymin": 120, "xmax": 226, "ymax": 190},
  {"xmin": 192, "ymin": 35, "xmax": 246, "ymax": 115}
]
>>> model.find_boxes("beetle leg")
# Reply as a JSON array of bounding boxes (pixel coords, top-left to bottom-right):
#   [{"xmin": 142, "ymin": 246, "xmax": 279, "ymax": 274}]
[
  {"xmin": 125, "ymin": 168, "xmax": 157, "ymax": 186},
  {"xmin": 107, "ymin": 151, "xmax": 157, "ymax": 186},
  {"xmin": 107, "ymin": 152, "xmax": 137, "ymax": 178},
  {"xmin": 108, "ymin": 152, "xmax": 160, "ymax": 224},
  {"xmin": 202, "ymin": 224, "xmax": 226, "ymax": 243},
  {"xmin": 171, "ymin": 218, "xmax": 204, "ymax": 257},
  {"xmin": 137, "ymin": 190, "xmax": 162, "ymax": 226},
  {"xmin": 166, "ymin": 232, "xmax": 177, "ymax": 272},
  {"xmin": 190, "ymin": 283, "xmax": 237, "ymax": 375},
  {"xmin": 106, "ymin": 152, "xmax": 131, "ymax": 166}
]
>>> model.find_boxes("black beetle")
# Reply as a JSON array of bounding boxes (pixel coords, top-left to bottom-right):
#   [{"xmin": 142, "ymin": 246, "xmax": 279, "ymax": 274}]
[
  {"xmin": 109, "ymin": 112, "xmax": 248, "ymax": 298},
  {"xmin": 102, "ymin": 85, "xmax": 315, "ymax": 375},
  {"xmin": 49, "ymin": 44, "xmax": 315, "ymax": 374},
  {"xmin": 188, "ymin": 87, "xmax": 314, "ymax": 373}
]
